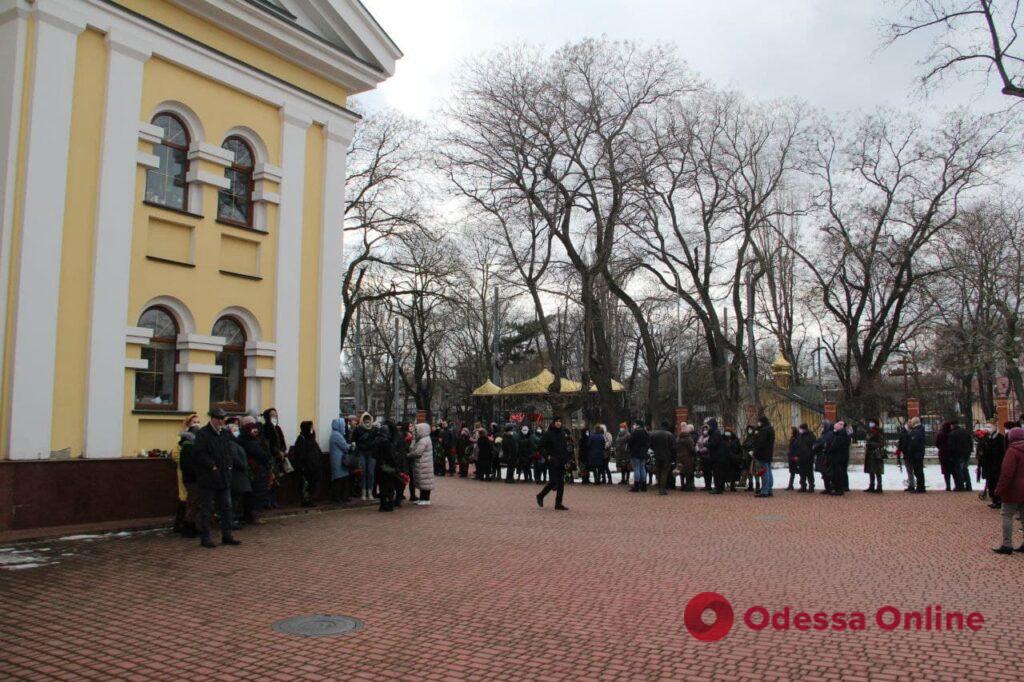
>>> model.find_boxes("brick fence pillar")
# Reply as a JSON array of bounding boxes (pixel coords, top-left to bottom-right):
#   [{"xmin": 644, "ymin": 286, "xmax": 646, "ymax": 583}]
[{"xmin": 907, "ymin": 398, "xmax": 920, "ymax": 420}]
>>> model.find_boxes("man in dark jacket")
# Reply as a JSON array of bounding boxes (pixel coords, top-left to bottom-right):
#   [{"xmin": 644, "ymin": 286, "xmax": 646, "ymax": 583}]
[
  {"xmin": 675, "ymin": 425, "xmax": 697, "ymax": 491},
  {"xmin": 753, "ymin": 416, "xmax": 776, "ymax": 498},
  {"xmin": 650, "ymin": 422, "xmax": 677, "ymax": 495},
  {"xmin": 192, "ymin": 408, "xmax": 239, "ymax": 548},
  {"xmin": 627, "ymin": 423, "xmax": 651, "ymax": 492},
  {"xmin": 907, "ymin": 417, "xmax": 927, "ymax": 493},
  {"xmin": 502, "ymin": 424, "xmax": 518, "ymax": 483},
  {"xmin": 947, "ymin": 420, "xmax": 973, "ymax": 491},
  {"xmin": 536, "ymin": 419, "xmax": 569, "ymax": 510}
]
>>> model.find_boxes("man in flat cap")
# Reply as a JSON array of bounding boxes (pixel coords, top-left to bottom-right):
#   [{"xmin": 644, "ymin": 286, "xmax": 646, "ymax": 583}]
[{"xmin": 193, "ymin": 407, "xmax": 240, "ymax": 548}]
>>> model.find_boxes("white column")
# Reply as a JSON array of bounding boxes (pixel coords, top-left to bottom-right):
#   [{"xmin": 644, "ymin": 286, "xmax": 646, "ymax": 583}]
[
  {"xmin": 273, "ymin": 107, "xmax": 311, "ymax": 435},
  {"xmin": 83, "ymin": 29, "xmax": 150, "ymax": 458},
  {"xmin": 0, "ymin": 3, "xmax": 31, "ymax": 421},
  {"xmin": 316, "ymin": 119, "xmax": 353, "ymax": 449},
  {"xmin": 8, "ymin": 4, "xmax": 84, "ymax": 459}
]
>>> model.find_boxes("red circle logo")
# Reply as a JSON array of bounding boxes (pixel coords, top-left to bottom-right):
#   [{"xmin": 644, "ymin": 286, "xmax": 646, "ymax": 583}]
[{"xmin": 684, "ymin": 592, "xmax": 734, "ymax": 642}]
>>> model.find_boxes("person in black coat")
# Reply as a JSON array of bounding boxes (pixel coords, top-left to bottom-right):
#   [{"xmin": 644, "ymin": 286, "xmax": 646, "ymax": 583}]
[
  {"xmin": 827, "ymin": 421, "xmax": 851, "ymax": 496},
  {"xmin": 814, "ymin": 421, "xmax": 835, "ymax": 494},
  {"xmin": 502, "ymin": 425, "xmax": 519, "ymax": 483},
  {"xmin": 536, "ymin": 419, "xmax": 569, "ymax": 510},
  {"xmin": 292, "ymin": 421, "xmax": 323, "ymax": 507},
  {"xmin": 516, "ymin": 425, "xmax": 534, "ymax": 482},
  {"xmin": 261, "ymin": 407, "xmax": 288, "ymax": 508},
  {"xmin": 476, "ymin": 428, "xmax": 494, "ymax": 481},
  {"xmin": 753, "ymin": 416, "xmax": 776, "ymax": 498},
  {"xmin": 627, "ymin": 423, "xmax": 651, "ymax": 492},
  {"xmin": 650, "ymin": 422, "xmax": 677, "ymax": 495},
  {"xmin": 794, "ymin": 424, "xmax": 816, "ymax": 492},
  {"xmin": 947, "ymin": 420, "xmax": 973, "ymax": 491},
  {"xmin": 240, "ymin": 421, "xmax": 274, "ymax": 514},
  {"xmin": 192, "ymin": 408, "xmax": 239, "ymax": 548},
  {"xmin": 906, "ymin": 417, "xmax": 926, "ymax": 493},
  {"xmin": 706, "ymin": 419, "xmax": 729, "ymax": 495},
  {"xmin": 375, "ymin": 424, "xmax": 400, "ymax": 512}
]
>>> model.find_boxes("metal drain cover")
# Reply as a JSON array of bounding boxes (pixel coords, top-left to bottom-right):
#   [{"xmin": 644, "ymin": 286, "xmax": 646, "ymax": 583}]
[{"xmin": 273, "ymin": 615, "xmax": 363, "ymax": 637}]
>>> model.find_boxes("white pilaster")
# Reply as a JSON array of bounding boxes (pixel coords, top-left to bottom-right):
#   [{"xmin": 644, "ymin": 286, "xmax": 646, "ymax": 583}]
[
  {"xmin": 0, "ymin": 4, "xmax": 31, "ymax": 437},
  {"xmin": 274, "ymin": 107, "xmax": 311, "ymax": 435},
  {"xmin": 8, "ymin": 4, "xmax": 84, "ymax": 459},
  {"xmin": 83, "ymin": 29, "xmax": 150, "ymax": 458},
  {"xmin": 316, "ymin": 119, "xmax": 353, "ymax": 449}
]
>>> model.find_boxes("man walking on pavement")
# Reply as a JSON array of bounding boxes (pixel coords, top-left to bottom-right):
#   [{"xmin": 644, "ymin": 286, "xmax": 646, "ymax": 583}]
[
  {"xmin": 192, "ymin": 407, "xmax": 241, "ymax": 548},
  {"xmin": 537, "ymin": 418, "xmax": 570, "ymax": 510}
]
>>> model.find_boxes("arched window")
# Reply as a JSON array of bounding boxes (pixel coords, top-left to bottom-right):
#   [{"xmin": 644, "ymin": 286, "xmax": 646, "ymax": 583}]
[
  {"xmin": 218, "ymin": 136, "xmax": 255, "ymax": 226},
  {"xmin": 210, "ymin": 317, "xmax": 246, "ymax": 412},
  {"xmin": 135, "ymin": 307, "xmax": 179, "ymax": 410},
  {"xmin": 145, "ymin": 113, "xmax": 190, "ymax": 211}
]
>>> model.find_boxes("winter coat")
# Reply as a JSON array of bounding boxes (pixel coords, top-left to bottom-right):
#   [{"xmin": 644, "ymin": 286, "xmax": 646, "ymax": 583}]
[
  {"xmin": 706, "ymin": 426, "xmax": 729, "ymax": 464},
  {"xmin": 292, "ymin": 433, "xmax": 323, "ymax": 478},
  {"xmin": 863, "ymin": 427, "xmax": 885, "ymax": 475},
  {"xmin": 261, "ymin": 410, "xmax": 287, "ymax": 456},
  {"xmin": 178, "ymin": 430, "xmax": 197, "ymax": 485},
  {"xmin": 649, "ymin": 428, "xmax": 676, "ymax": 465},
  {"xmin": 936, "ymin": 426, "xmax": 954, "ymax": 475},
  {"xmin": 753, "ymin": 423, "xmax": 776, "ymax": 463},
  {"xmin": 794, "ymin": 430, "xmax": 815, "ymax": 473},
  {"xmin": 584, "ymin": 432, "xmax": 606, "ymax": 469},
  {"xmin": 981, "ymin": 433, "xmax": 1006, "ymax": 481},
  {"xmin": 412, "ymin": 423, "xmax": 435, "ymax": 491},
  {"xmin": 501, "ymin": 431, "xmax": 518, "ymax": 464},
  {"xmin": 814, "ymin": 425, "xmax": 834, "ymax": 473},
  {"xmin": 906, "ymin": 424, "xmax": 926, "ymax": 461},
  {"xmin": 828, "ymin": 429, "xmax": 851, "ymax": 476},
  {"xmin": 540, "ymin": 425, "xmax": 569, "ymax": 468},
  {"xmin": 614, "ymin": 430, "xmax": 630, "ymax": 464},
  {"xmin": 995, "ymin": 428, "xmax": 1024, "ymax": 504},
  {"xmin": 627, "ymin": 428, "xmax": 651, "ymax": 459},
  {"xmin": 676, "ymin": 434, "xmax": 696, "ymax": 474},
  {"xmin": 948, "ymin": 426, "xmax": 973, "ymax": 463},
  {"xmin": 192, "ymin": 424, "xmax": 233, "ymax": 490},
  {"xmin": 517, "ymin": 431, "xmax": 534, "ymax": 466},
  {"xmin": 241, "ymin": 432, "xmax": 274, "ymax": 493},
  {"xmin": 329, "ymin": 418, "xmax": 350, "ymax": 481},
  {"xmin": 227, "ymin": 435, "xmax": 251, "ymax": 494}
]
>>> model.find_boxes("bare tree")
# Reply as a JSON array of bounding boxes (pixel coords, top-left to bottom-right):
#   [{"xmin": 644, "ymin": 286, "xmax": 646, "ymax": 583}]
[
  {"xmin": 443, "ymin": 39, "xmax": 690, "ymax": 422},
  {"xmin": 885, "ymin": 0, "xmax": 1024, "ymax": 99},
  {"xmin": 343, "ymin": 108, "xmax": 429, "ymax": 351},
  {"xmin": 789, "ymin": 109, "xmax": 1012, "ymax": 417},
  {"xmin": 634, "ymin": 90, "xmax": 810, "ymax": 418}
]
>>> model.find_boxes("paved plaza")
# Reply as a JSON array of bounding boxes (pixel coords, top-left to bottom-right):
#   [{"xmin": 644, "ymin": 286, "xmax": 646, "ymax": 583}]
[{"xmin": 2, "ymin": 475, "xmax": 1022, "ymax": 681}]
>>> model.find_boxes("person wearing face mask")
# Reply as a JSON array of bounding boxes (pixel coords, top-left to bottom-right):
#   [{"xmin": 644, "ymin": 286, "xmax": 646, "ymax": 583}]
[
  {"xmin": 863, "ymin": 418, "xmax": 886, "ymax": 493},
  {"xmin": 261, "ymin": 408, "xmax": 288, "ymax": 508},
  {"xmin": 722, "ymin": 427, "xmax": 741, "ymax": 492},
  {"xmin": 240, "ymin": 419, "xmax": 273, "ymax": 519},
  {"xmin": 174, "ymin": 414, "xmax": 201, "ymax": 538},
  {"xmin": 224, "ymin": 417, "xmax": 253, "ymax": 526}
]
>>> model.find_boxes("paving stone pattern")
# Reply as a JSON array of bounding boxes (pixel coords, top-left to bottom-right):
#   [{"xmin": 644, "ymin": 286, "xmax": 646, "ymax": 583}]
[{"xmin": 1, "ymin": 477, "xmax": 1022, "ymax": 681}]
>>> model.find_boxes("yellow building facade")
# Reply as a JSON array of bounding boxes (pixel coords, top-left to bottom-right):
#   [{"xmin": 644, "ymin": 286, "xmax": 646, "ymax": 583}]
[{"xmin": 0, "ymin": 0, "xmax": 400, "ymax": 461}]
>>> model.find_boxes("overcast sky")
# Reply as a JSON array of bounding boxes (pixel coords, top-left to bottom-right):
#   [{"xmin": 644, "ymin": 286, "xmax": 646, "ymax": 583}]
[{"xmin": 357, "ymin": 0, "xmax": 1007, "ymax": 119}]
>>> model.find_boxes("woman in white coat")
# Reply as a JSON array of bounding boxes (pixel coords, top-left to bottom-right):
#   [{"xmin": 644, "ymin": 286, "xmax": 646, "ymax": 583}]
[{"xmin": 412, "ymin": 422, "xmax": 436, "ymax": 505}]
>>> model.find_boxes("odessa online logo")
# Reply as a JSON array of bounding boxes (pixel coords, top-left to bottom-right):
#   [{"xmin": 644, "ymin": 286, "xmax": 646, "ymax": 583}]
[{"xmin": 684, "ymin": 592, "xmax": 735, "ymax": 642}]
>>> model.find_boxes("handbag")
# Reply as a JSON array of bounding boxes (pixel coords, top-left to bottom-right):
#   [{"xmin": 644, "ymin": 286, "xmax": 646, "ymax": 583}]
[{"xmin": 281, "ymin": 455, "xmax": 295, "ymax": 474}]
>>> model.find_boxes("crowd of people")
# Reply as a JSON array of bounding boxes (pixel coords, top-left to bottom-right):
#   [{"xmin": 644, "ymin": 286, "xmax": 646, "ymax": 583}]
[
  {"xmin": 171, "ymin": 405, "xmax": 1024, "ymax": 555},
  {"xmin": 173, "ymin": 408, "xmax": 441, "ymax": 548}
]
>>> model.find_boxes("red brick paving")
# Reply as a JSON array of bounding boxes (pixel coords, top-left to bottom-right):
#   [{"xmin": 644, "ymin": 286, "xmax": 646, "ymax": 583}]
[{"xmin": 1, "ymin": 477, "xmax": 1022, "ymax": 681}]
